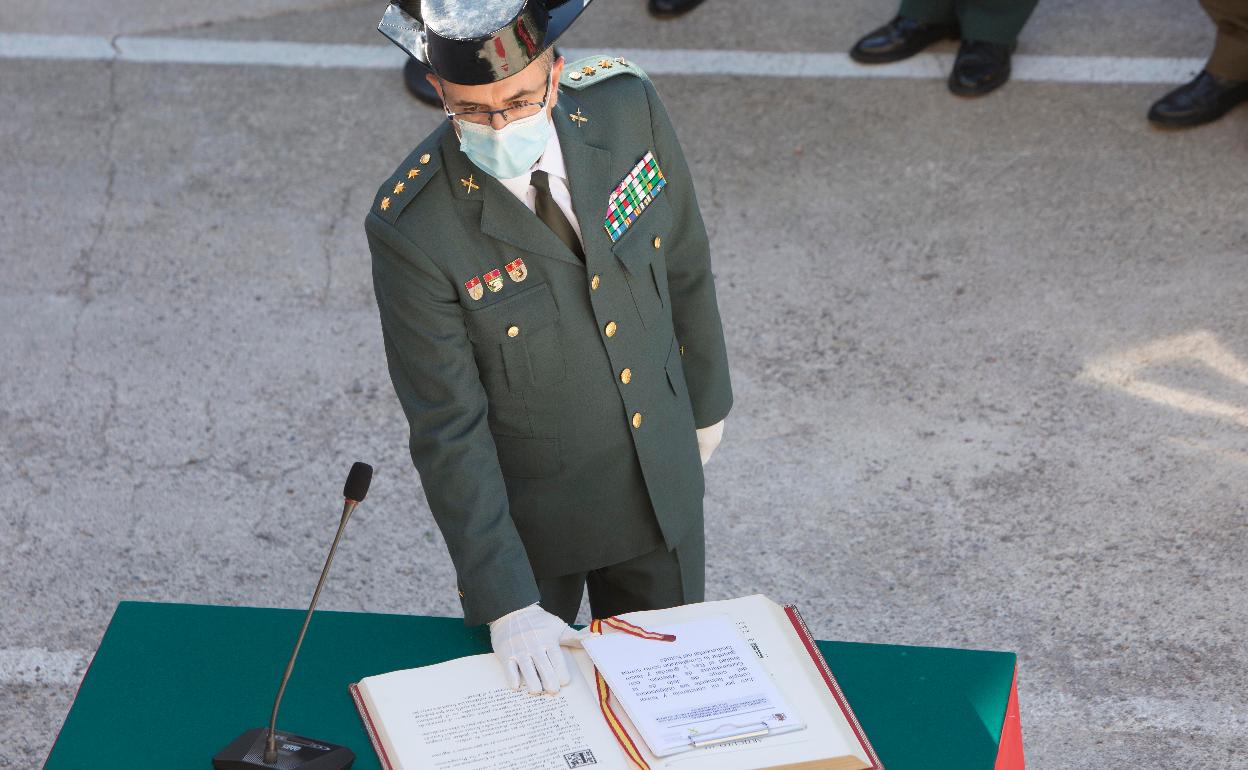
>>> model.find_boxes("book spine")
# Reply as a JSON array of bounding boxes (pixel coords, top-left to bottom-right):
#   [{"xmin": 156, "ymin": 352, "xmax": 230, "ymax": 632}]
[
  {"xmin": 783, "ymin": 604, "xmax": 884, "ymax": 770},
  {"xmin": 349, "ymin": 682, "xmax": 396, "ymax": 770}
]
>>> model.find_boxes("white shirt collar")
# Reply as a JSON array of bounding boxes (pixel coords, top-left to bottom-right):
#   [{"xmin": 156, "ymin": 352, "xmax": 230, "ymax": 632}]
[{"xmin": 534, "ymin": 121, "xmax": 567, "ymax": 181}]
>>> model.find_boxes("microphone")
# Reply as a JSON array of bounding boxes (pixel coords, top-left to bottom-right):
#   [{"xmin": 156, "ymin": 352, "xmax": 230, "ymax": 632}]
[{"xmin": 213, "ymin": 461, "xmax": 373, "ymax": 770}]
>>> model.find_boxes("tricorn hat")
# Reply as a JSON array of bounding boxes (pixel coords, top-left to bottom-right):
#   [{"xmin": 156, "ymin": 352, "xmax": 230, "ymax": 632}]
[{"xmin": 378, "ymin": 0, "xmax": 592, "ymax": 85}]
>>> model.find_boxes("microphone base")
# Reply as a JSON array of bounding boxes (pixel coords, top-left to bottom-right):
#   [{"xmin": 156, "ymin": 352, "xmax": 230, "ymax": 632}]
[{"xmin": 213, "ymin": 727, "xmax": 354, "ymax": 770}]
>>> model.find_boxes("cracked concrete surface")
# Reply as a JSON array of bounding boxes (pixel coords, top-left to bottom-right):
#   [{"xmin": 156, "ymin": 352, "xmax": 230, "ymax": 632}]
[{"xmin": 3, "ymin": 1, "xmax": 1248, "ymax": 768}]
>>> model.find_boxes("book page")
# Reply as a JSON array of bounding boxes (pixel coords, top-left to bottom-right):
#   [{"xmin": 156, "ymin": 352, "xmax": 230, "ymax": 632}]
[
  {"xmin": 357, "ymin": 653, "xmax": 629, "ymax": 770},
  {"xmin": 581, "ymin": 615, "xmax": 804, "ymax": 756},
  {"xmin": 569, "ymin": 595, "xmax": 872, "ymax": 770}
]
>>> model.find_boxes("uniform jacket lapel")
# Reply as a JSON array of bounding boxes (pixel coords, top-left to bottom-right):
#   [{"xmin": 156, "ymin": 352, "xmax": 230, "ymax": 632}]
[
  {"xmin": 440, "ymin": 90, "xmax": 616, "ymax": 270},
  {"xmin": 552, "ymin": 90, "xmax": 616, "ymax": 268}
]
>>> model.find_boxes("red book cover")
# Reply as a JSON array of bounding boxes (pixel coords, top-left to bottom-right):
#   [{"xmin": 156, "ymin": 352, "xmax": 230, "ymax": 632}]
[
  {"xmin": 348, "ymin": 682, "xmax": 394, "ymax": 770},
  {"xmin": 783, "ymin": 604, "xmax": 884, "ymax": 770}
]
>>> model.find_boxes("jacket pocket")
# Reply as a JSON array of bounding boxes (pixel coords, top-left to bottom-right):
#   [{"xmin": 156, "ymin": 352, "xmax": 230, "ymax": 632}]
[
  {"xmin": 665, "ymin": 336, "xmax": 686, "ymax": 399},
  {"xmin": 612, "ymin": 199, "xmax": 672, "ymax": 330},
  {"xmin": 493, "ymin": 433, "xmax": 561, "ymax": 478},
  {"xmin": 650, "ymin": 260, "xmax": 669, "ymax": 311},
  {"xmin": 464, "ymin": 281, "xmax": 566, "ymax": 392}
]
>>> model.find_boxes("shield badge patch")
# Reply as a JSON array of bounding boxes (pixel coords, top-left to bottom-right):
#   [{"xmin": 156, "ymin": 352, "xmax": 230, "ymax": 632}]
[
  {"xmin": 484, "ymin": 268, "xmax": 505, "ymax": 293},
  {"xmin": 505, "ymin": 257, "xmax": 528, "ymax": 282},
  {"xmin": 464, "ymin": 275, "xmax": 483, "ymax": 301}
]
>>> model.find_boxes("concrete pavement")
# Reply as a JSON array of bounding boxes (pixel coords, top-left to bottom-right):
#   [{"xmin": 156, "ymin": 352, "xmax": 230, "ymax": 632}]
[{"xmin": 2, "ymin": 1, "xmax": 1246, "ymax": 767}]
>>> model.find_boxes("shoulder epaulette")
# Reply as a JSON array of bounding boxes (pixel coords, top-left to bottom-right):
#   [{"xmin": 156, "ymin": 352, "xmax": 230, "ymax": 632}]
[
  {"xmin": 372, "ymin": 138, "xmax": 444, "ymax": 224},
  {"xmin": 560, "ymin": 54, "xmax": 649, "ymax": 90}
]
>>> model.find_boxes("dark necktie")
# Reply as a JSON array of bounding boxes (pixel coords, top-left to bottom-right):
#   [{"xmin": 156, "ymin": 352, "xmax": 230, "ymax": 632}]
[{"xmin": 531, "ymin": 169, "xmax": 585, "ymax": 261}]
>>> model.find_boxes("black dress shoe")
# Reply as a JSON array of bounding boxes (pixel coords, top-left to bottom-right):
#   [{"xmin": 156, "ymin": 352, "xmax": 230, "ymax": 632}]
[
  {"xmin": 1147, "ymin": 70, "xmax": 1248, "ymax": 127},
  {"xmin": 404, "ymin": 58, "xmax": 442, "ymax": 108},
  {"xmin": 648, "ymin": 0, "xmax": 706, "ymax": 18},
  {"xmin": 948, "ymin": 40, "xmax": 1014, "ymax": 97},
  {"xmin": 849, "ymin": 14, "xmax": 959, "ymax": 64}
]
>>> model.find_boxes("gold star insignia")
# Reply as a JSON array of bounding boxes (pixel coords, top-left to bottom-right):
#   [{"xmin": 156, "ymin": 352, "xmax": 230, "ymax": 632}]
[
  {"xmin": 570, "ymin": 108, "xmax": 588, "ymax": 127},
  {"xmin": 582, "ymin": 65, "xmax": 596, "ymax": 76},
  {"xmin": 393, "ymin": 181, "xmax": 405, "ymax": 194},
  {"xmin": 380, "ymin": 196, "xmax": 390, "ymax": 211},
  {"xmin": 460, "ymin": 174, "xmax": 479, "ymax": 194},
  {"xmin": 598, "ymin": 59, "xmax": 613, "ymax": 69},
  {"xmin": 407, "ymin": 168, "xmax": 420, "ymax": 179}
]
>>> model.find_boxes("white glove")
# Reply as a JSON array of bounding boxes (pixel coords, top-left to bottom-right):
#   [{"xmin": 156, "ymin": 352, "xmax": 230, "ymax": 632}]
[
  {"xmin": 489, "ymin": 603, "xmax": 589, "ymax": 694},
  {"xmin": 696, "ymin": 418, "xmax": 725, "ymax": 466}
]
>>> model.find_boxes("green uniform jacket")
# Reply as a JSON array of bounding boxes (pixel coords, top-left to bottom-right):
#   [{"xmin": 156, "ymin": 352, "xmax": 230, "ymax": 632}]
[{"xmin": 366, "ymin": 55, "xmax": 732, "ymax": 626}]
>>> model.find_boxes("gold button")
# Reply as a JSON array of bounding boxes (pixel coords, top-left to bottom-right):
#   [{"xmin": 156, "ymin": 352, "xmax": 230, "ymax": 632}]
[
  {"xmin": 570, "ymin": 71, "xmax": 582, "ymax": 81},
  {"xmin": 604, "ymin": 321, "xmax": 618, "ymax": 337},
  {"xmin": 590, "ymin": 274, "xmax": 600, "ymax": 290},
  {"xmin": 620, "ymin": 367, "xmax": 632, "ymax": 384},
  {"xmin": 679, "ymin": 344, "xmax": 686, "ymax": 356},
  {"xmin": 631, "ymin": 412, "xmax": 643, "ymax": 429},
  {"xmin": 507, "ymin": 325, "xmax": 520, "ymax": 337},
  {"xmin": 420, "ymin": 153, "xmax": 431, "ymax": 164},
  {"xmin": 653, "ymin": 236, "xmax": 661, "ymax": 249},
  {"xmin": 458, "ymin": 589, "xmax": 464, "ymax": 598}
]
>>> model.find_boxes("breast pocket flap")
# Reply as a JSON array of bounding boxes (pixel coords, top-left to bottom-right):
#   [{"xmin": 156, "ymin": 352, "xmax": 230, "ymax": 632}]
[
  {"xmin": 464, "ymin": 281, "xmax": 560, "ymax": 342},
  {"xmin": 611, "ymin": 198, "xmax": 672, "ymax": 276}
]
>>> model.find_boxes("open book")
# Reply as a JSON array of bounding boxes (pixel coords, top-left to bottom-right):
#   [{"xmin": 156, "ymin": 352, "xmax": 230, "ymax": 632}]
[{"xmin": 350, "ymin": 595, "xmax": 882, "ymax": 770}]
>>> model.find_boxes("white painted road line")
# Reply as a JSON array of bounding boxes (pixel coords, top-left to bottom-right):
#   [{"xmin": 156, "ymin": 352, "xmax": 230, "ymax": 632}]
[
  {"xmin": 0, "ymin": 33, "xmax": 116, "ymax": 61},
  {"xmin": 119, "ymin": 36, "xmax": 400, "ymax": 69},
  {"xmin": 0, "ymin": 648, "xmax": 92, "ymax": 686},
  {"xmin": 0, "ymin": 33, "xmax": 1207, "ymax": 85}
]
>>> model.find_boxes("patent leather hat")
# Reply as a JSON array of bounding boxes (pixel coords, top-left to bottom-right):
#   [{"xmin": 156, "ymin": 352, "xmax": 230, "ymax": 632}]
[{"xmin": 378, "ymin": 0, "xmax": 592, "ymax": 85}]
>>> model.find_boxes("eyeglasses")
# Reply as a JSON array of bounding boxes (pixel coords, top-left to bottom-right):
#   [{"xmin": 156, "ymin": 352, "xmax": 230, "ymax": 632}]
[
  {"xmin": 445, "ymin": 98, "xmax": 547, "ymax": 126},
  {"xmin": 441, "ymin": 71, "xmax": 554, "ymax": 127}
]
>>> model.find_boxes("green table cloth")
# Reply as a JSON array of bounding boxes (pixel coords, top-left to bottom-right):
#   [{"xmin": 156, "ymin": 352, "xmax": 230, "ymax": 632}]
[{"xmin": 43, "ymin": 602, "xmax": 1024, "ymax": 770}]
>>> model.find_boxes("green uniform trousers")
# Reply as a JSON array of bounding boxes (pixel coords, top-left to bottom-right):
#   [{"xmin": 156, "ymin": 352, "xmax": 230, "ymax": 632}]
[
  {"xmin": 1203, "ymin": 0, "xmax": 1248, "ymax": 79},
  {"xmin": 537, "ymin": 531, "xmax": 705, "ymax": 624},
  {"xmin": 898, "ymin": 0, "xmax": 1040, "ymax": 45}
]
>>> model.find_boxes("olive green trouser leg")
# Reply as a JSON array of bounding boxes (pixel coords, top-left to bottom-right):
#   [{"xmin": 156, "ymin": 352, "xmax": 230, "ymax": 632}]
[
  {"xmin": 898, "ymin": 0, "xmax": 957, "ymax": 26},
  {"xmin": 898, "ymin": 0, "xmax": 1041, "ymax": 45},
  {"xmin": 1202, "ymin": 0, "xmax": 1248, "ymax": 80},
  {"xmin": 536, "ymin": 532, "xmax": 706, "ymax": 625}
]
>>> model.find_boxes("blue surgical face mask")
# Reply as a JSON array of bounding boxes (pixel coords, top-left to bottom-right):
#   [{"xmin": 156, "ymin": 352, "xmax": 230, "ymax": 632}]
[{"xmin": 448, "ymin": 72, "xmax": 554, "ymax": 180}]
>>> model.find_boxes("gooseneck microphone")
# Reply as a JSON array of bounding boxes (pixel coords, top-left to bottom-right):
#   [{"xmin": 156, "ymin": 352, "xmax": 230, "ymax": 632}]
[{"xmin": 213, "ymin": 461, "xmax": 373, "ymax": 770}]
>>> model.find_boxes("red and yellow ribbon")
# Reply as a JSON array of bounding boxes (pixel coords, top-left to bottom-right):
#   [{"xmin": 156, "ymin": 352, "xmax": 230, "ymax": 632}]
[{"xmin": 588, "ymin": 617, "xmax": 677, "ymax": 770}]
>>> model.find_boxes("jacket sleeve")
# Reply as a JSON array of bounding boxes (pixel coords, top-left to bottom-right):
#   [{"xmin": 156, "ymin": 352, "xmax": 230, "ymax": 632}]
[
  {"xmin": 641, "ymin": 77, "xmax": 734, "ymax": 429},
  {"xmin": 366, "ymin": 212, "xmax": 541, "ymax": 626}
]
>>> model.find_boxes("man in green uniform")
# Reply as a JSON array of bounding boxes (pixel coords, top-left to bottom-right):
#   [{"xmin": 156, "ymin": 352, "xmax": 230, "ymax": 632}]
[
  {"xmin": 1148, "ymin": 0, "xmax": 1248, "ymax": 127},
  {"xmin": 368, "ymin": 0, "xmax": 732, "ymax": 695},
  {"xmin": 849, "ymin": 0, "xmax": 1041, "ymax": 96}
]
